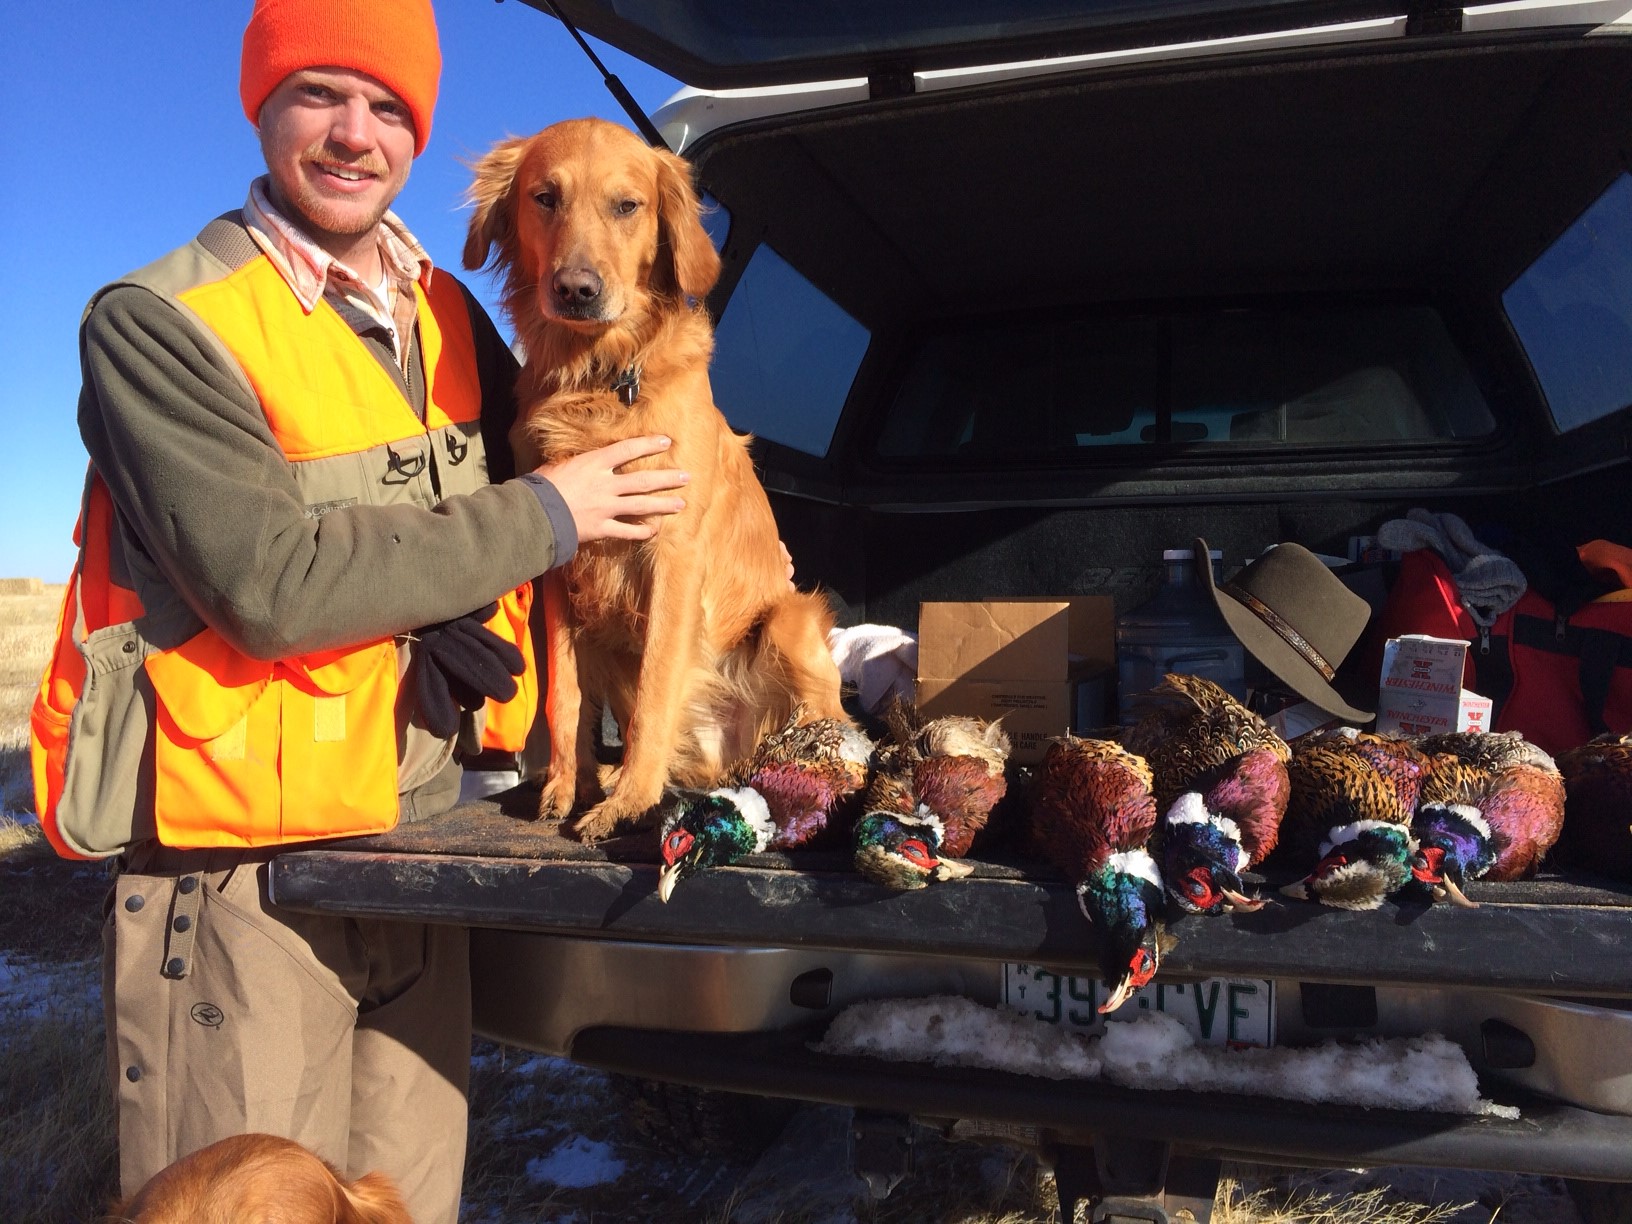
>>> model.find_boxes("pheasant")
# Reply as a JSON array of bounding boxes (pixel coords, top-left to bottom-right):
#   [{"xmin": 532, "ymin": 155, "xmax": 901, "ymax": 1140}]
[
  {"xmin": 1121, "ymin": 674, "xmax": 1291, "ymax": 915},
  {"xmin": 1028, "ymin": 736, "xmax": 1165, "ymax": 1013},
  {"xmin": 1313, "ymin": 727, "xmax": 1434, "ymax": 817},
  {"xmin": 1277, "ymin": 737, "xmax": 1416, "ymax": 910},
  {"xmin": 1406, "ymin": 730, "xmax": 1566, "ymax": 906},
  {"xmin": 657, "ymin": 712, "xmax": 874, "ymax": 901},
  {"xmin": 1552, "ymin": 733, "xmax": 1632, "ymax": 882},
  {"xmin": 852, "ymin": 700, "xmax": 1011, "ymax": 890}
]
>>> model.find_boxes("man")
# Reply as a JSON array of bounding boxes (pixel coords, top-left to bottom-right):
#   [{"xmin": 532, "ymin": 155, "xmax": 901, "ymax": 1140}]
[{"xmin": 28, "ymin": 1, "xmax": 687, "ymax": 1219}]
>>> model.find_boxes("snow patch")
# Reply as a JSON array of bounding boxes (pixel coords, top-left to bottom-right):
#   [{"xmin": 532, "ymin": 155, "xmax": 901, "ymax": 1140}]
[
  {"xmin": 816, "ymin": 994, "xmax": 1101, "ymax": 1078},
  {"xmin": 524, "ymin": 1135, "xmax": 626, "ymax": 1188},
  {"xmin": 817, "ymin": 997, "xmax": 1517, "ymax": 1118}
]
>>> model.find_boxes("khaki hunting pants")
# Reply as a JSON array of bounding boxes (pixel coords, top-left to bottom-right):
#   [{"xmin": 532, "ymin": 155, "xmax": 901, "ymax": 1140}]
[{"xmin": 103, "ymin": 843, "xmax": 471, "ymax": 1224}]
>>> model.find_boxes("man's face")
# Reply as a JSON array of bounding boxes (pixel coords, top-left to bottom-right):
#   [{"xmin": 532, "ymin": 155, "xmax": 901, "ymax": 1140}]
[{"xmin": 257, "ymin": 67, "xmax": 416, "ymax": 255}]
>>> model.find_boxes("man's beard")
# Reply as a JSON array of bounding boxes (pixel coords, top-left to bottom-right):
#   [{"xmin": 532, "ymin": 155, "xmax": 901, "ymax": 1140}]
[{"xmin": 271, "ymin": 141, "xmax": 404, "ymax": 241}]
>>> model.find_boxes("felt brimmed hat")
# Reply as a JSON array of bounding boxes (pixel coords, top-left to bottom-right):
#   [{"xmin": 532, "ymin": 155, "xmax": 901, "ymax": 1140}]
[{"xmin": 1196, "ymin": 537, "xmax": 1374, "ymax": 722}]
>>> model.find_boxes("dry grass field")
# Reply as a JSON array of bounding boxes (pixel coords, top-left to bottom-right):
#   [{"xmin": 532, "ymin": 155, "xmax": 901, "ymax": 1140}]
[{"xmin": 0, "ymin": 584, "xmax": 1590, "ymax": 1222}]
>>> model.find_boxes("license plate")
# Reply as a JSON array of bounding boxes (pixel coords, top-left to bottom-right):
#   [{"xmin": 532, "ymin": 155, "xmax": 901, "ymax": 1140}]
[{"xmin": 1001, "ymin": 963, "xmax": 1276, "ymax": 1048}]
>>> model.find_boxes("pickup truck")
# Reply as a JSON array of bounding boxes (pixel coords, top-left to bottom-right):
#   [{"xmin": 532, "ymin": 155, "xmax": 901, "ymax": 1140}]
[{"xmin": 272, "ymin": 2, "xmax": 1632, "ymax": 1219}]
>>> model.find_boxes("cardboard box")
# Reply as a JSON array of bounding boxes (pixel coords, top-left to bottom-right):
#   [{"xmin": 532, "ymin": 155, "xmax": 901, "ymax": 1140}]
[
  {"xmin": 1375, "ymin": 634, "xmax": 1492, "ymax": 736},
  {"xmin": 916, "ymin": 598, "xmax": 1116, "ymax": 762}
]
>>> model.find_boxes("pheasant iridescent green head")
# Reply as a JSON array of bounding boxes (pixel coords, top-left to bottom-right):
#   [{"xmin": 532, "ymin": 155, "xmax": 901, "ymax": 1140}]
[
  {"xmin": 1407, "ymin": 803, "xmax": 1492, "ymax": 909},
  {"xmin": 1161, "ymin": 792, "xmax": 1262, "ymax": 914},
  {"xmin": 852, "ymin": 809, "xmax": 976, "ymax": 890},
  {"xmin": 656, "ymin": 787, "xmax": 774, "ymax": 902},
  {"xmin": 1077, "ymin": 849, "xmax": 1165, "ymax": 1013},
  {"xmin": 1280, "ymin": 820, "xmax": 1416, "ymax": 911}
]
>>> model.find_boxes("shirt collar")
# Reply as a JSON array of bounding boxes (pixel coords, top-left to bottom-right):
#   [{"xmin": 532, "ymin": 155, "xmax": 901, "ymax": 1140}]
[{"xmin": 242, "ymin": 176, "xmax": 434, "ymax": 314}]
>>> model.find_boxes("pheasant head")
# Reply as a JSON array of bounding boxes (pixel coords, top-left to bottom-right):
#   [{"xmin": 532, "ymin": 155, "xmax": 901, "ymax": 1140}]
[
  {"xmin": 852, "ymin": 808, "xmax": 976, "ymax": 890},
  {"xmin": 1160, "ymin": 792, "xmax": 1260, "ymax": 914},
  {"xmin": 1280, "ymin": 820, "xmax": 1417, "ymax": 911},
  {"xmin": 656, "ymin": 788, "xmax": 774, "ymax": 902},
  {"xmin": 1077, "ymin": 849, "xmax": 1165, "ymax": 1013},
  {"xmin": 1407, "ymin": 803, "xmax": 1493, "ymax": 908}
]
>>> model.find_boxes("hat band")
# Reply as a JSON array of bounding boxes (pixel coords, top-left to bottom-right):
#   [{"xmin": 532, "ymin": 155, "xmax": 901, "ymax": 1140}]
[{"xmin": 1222, "ymin": 583, "xmax": 1337, "ymax": 682}]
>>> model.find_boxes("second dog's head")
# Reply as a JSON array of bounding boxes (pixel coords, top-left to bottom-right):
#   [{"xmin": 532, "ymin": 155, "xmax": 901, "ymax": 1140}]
[{"xmin": 463, "ymin": 118, "xmax": 721, "ymax": 345}]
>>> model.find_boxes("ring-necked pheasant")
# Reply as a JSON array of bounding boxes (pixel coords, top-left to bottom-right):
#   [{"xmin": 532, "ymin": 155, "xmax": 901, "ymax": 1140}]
[
  {"xmin": 852, "ymin": 700, "xmax": 1011, "ymax": 890},
  {"xmin": 1028, "ymin": 735, "xmax": 1165, "ymax": 1013},
  {"xmin": 1555, "ymin": 733, "xmax": 1632, "ymax": 881},
  {"xmin": 1406, "ymin": 730, "xmax": 1565, "ymax": 906},
  {"xmin": 657, "ymin": 712, "xmax": 873, "ymax": 901},
  {"xmin": 1121, "ymin": 674, "xmax": 1290, "ymax": 915},
  {"xmin": 1277, "ymin": 736, "xmax": 1417, "ymax": 910}
]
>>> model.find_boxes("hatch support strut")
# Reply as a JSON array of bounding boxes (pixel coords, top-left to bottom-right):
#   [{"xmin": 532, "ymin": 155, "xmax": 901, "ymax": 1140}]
[{"xmin": 530, "ymin": 0, "xmax": 673, "ymax": 150}]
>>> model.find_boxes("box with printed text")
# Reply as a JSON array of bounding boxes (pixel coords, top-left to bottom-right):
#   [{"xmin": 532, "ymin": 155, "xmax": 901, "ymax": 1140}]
[{"xmin": 1375, "ymin": 633, "xmax": 1491, "ymax": 736}]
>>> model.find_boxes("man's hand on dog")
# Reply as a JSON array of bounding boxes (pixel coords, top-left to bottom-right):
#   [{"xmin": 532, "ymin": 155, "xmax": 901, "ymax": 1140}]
[{"xmin": 538, "ymin": 434, "xmax": 690, "ymax": 543}]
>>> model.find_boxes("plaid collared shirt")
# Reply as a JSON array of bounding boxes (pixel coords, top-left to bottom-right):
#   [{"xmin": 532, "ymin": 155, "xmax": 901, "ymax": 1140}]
[{"xmin": 242, "ymin": 176, "xmax": 432, "ymax": 371}]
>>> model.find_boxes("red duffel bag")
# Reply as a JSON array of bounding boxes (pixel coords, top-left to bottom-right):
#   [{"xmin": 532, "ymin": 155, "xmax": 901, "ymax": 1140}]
[{"xmin": 1365, "ymin": 547, "xmax": 1632, "ymax": 756}]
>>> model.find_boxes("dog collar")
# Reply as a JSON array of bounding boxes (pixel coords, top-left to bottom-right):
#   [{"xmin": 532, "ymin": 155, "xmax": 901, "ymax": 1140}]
[{"xmin": 611, "ymin": 365, "xmax": 641, "ymax": 406}]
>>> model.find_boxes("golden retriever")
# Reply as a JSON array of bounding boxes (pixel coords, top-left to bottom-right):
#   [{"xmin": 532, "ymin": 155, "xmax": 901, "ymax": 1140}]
[
  {"xmin": 464, "ymin": 117, "xmax": 849, "ymax": 840},
  {"xmin": 108, "ymin": 1133, "xmax": 411, "ymax": 1224}
]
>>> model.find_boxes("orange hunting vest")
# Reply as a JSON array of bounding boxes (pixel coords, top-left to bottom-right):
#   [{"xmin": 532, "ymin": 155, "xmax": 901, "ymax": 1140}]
[{"xmin": 32, "ymin": 242, "xmax": 536, "ymax": 858}]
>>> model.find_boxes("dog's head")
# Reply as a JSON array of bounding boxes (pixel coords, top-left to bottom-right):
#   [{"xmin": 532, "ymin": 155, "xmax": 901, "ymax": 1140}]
[{"xmin": 463, "ymin": 118, "xmax": 721, "ymax": 340}]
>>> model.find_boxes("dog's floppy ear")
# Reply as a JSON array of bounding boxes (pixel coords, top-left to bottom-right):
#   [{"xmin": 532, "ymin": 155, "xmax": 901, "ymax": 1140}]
[
  {"xmin": 463, "ymin": 136, "xmax": 531, "ymax": 272},
  {"xmin": 653, "ymin": 148, "xmax": 722, "ymax": 302}
]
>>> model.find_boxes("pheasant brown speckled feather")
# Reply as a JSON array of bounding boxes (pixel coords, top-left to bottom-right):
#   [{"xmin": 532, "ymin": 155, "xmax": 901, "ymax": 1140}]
[
  {"xmin": 1281, "ymin": 743, "xmax": 1411, "ymax": 862},
  {"xmin": 721, "ymin": 709, "xmax": 872, "ymax": 849},
  {"xmin": 864, "ymin": 699, "xmax": 1011, "ymax": 856},
  {"xmin": 1122, "ymin": 673, "xmax": 1291, "ymax": 814}
]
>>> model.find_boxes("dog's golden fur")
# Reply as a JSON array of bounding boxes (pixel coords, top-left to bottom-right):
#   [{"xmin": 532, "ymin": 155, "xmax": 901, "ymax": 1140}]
[
  {"xmin": 108, "ymin": 1134, "xmax": 411, "ymax": 1224},
  {"xmin": 465, "ymin": 118, "xmax": 848, "ymax": 839}
]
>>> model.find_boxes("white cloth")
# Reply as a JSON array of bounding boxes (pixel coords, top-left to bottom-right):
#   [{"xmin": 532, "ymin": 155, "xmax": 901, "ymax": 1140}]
[
  {"xmin": 827, "ymin": 624, "xmax": 919, "ymax": 714},
  {"xmin": 458, "ymin": 767, "xmax": 520, "ymax": 803}
]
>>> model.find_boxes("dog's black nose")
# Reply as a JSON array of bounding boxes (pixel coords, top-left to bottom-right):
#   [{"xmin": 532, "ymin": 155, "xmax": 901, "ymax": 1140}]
[{"xmin": 552, "ymin": 267, "xmax": 604, "ymax": 307}]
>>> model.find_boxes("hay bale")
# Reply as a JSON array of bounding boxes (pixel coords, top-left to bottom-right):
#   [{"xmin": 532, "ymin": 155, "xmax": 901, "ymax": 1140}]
[{"xmin": 0, "ymin": 577, "xmax": 44, "ymax": 596}]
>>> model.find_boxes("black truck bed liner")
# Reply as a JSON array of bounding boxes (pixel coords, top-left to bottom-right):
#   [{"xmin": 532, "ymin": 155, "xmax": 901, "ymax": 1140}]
[
  {"xmin": 268, "ymin": 791, "xmax": 1632, "ymax": 995},
  {"xmin": 266, "ymin": 791, "xmax": 1632, "ymax": 1182}
]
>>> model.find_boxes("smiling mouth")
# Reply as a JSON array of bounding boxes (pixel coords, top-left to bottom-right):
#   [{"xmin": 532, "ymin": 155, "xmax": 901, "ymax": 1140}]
[{"xmin": 312, "ymin": 163, "xmax": 377, "ymax": 183}]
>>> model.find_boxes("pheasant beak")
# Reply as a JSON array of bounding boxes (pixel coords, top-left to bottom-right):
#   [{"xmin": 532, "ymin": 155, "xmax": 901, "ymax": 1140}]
[
  {"xmin": 932, "ymin": 857, "xmax": 976, "ymax": 881},
  {"xmin": 1279, "ymin": 880, "xmax": 1312, "ymax": 901},
  {"xmin": 656, "ymin": 862, "xmax": 682, "ymax": 903},
  {"xmin": 1098, "ymin": 945, "xmax": 1159, "ymax": 1015},
  {"xmin": 1222, "ymin": 887, "xmax": 1268, "ymax": 913},
  {"xmin": 1100, "ymin": 977, "xmax": 1137, "ymax": 1014},
  {"xmin": 1435, "ymin": 875, "xmax": 1480, "ymax": 909}
]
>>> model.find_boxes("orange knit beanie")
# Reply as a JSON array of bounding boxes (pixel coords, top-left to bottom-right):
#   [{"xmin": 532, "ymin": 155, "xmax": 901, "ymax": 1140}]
[{"xmin": 240, "ymin": 0, "xmax": 442, "ymax": 156}]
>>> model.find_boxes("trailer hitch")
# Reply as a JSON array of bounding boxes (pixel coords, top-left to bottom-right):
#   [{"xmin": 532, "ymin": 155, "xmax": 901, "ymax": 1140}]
[
  {"xmin": 1052, "ymin": 1137, "xmax": 1218, "ymax": 1224},
  {"xmin": 848, "ymin": 1109, "xmax": 914, "ymax": 1200}
]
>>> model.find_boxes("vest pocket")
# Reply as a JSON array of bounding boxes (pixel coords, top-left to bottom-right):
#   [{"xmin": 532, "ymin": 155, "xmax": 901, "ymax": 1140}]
[
  {"xmin": 145, "ymin": 631, "xmax": 401, "ymax": 847},
  {"xmin": 33, "ymin": 617, "xmax": 155, "ymax": 859}
]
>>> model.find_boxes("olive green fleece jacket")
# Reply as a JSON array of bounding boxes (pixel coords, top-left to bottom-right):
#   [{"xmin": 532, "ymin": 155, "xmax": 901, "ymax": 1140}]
[{"xmin": 77, "ymin": 265, "xmax": 569, "ymax": 662}]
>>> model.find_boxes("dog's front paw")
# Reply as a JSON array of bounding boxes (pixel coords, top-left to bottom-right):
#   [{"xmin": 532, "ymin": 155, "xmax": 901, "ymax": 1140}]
[
  {"xmin": 570, "ymin": 794, "xmax": 663, "ymax": 843},
  {"xmin": 536, "ymin": 774, "xmax": 580, "ymax": 823}
]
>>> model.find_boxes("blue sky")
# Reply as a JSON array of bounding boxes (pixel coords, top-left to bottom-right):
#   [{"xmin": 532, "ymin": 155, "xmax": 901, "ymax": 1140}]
[{"xmin": 0, "ymin": 1, "xmax": 682, "ymax": 582}]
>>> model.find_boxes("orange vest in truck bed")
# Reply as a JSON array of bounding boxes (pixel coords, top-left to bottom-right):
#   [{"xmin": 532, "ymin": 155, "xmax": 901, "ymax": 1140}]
[
  {"xmin": 1367, "ymin": 547, "xmax": 1632, "ymax": 756},
  {"xmin": 31, "ymin": 248, "xmax": 536, "ymax": 858}
]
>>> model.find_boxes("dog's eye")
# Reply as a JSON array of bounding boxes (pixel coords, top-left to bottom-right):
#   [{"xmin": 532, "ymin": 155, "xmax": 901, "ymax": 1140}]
[
  {"xmin": 615, "ymin": 199, "xmax": 640, "ymax": 217},
  {"xmin": 532, "ymin": 190, "xmax": 558, "ymax": 212}
]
